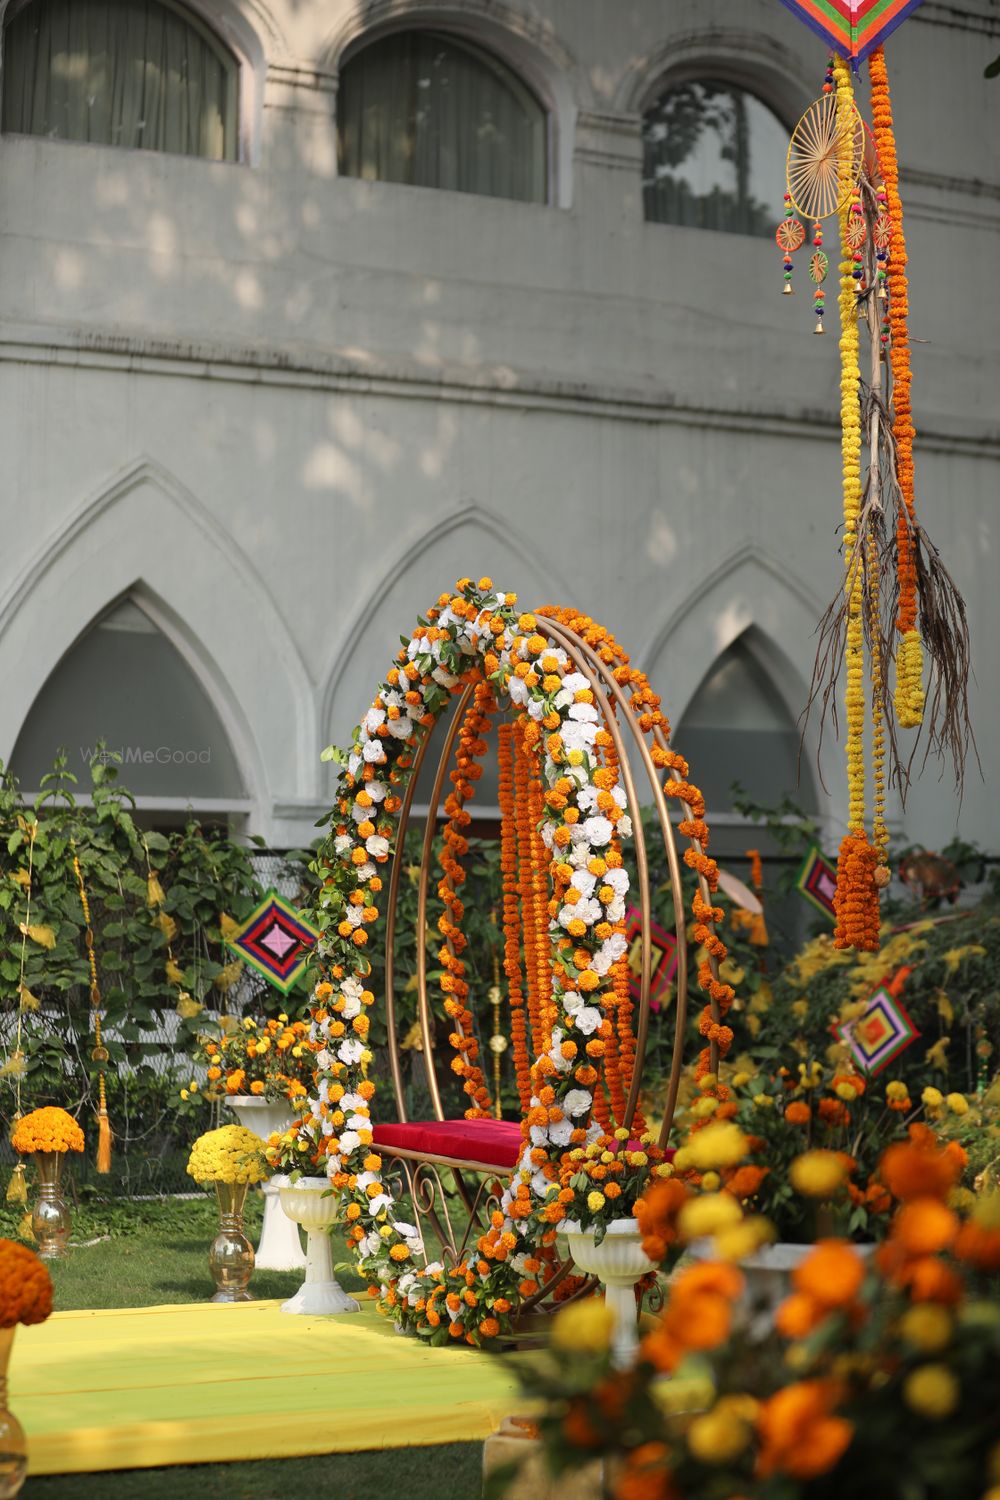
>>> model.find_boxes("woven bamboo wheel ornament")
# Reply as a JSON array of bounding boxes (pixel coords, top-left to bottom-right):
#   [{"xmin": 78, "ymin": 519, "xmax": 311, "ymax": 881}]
[
  {"xmin": 786, "ymin": 92, "xmax": 865, "ymax": 221},
  {"xmin": 775, "ymin": 218, "xmax": 806, "ymax": 254}
]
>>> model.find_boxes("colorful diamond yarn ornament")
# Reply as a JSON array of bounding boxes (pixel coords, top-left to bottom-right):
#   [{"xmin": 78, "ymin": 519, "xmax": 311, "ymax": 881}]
[
  {"xmin": 797, "ymin": 845, "xmax": 838, "ymax": 919},
  {"xmin": 835, "ymin": 987, "xmax": 920, "ymax": 1075},
  {"xmin": 623, "ymin": 906, "xmax": 678, "ymax": 1014},
  {"xmin": 226, "ymin": 891, "xmax": 319, "ymax": 994},
  {"xmin": 776, "ymin": 0, "xmax": 928, "ymax": 71}
]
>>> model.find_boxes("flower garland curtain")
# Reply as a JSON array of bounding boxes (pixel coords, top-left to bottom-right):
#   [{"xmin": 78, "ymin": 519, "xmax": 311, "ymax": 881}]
[{"xmin": 1, "ymin": 0, "xmax": 237, "ymax": 161}]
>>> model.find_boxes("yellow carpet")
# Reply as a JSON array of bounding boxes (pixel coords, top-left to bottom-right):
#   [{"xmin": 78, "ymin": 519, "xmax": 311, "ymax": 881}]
[{"xmin": 12, "ymin": 1301, "xmax": 526, "ymax": 1475}]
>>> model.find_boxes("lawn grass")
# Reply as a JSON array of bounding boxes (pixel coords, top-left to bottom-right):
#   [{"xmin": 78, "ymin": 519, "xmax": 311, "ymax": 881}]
[
  {"xmin": 25, "ymin": 1444, "xmax": 484, "ymax": 1500},
  {"xmin": 12, "ymin": 1192, "xmax": 486, "ymax": 1500}
]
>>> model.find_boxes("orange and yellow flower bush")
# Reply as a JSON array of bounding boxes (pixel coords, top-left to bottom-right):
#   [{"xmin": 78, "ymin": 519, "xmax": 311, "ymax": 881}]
[
  {"xmin": 0, "ymin": 1239, "xmax": 53, "ymax": 1327},
  {"xmin": 517, "ymin": 1127, "xmax": 1000, "ymax": 1500},
  {"xmin": 11, "ymin": 1107, "xmax": 84, "ymax": 1155},
  {"xmin": 181, "ymin": 1015, "xmax": 318, "ymax": 1108}
]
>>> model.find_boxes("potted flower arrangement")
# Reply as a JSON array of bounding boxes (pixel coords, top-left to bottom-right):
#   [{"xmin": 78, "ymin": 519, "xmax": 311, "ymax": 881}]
[
  {"xmin": 556, "ymin": 1128, "xmax": 674, "ymax": 1368},
  {"xmin": 262, "ymin": 1120, "xmax": 359, "ymax": 1316},
  {"xmin": 10, "ymin": 1107, "xmax": 85, "ymax": 1259},
  {"xmin": 0, "ymin": 1238, "xmax": 53, "ymax": 1497},
  {"xmin": 513, "ymin": 1127, "xmax": 1000, "ymax": 1500},
  {"xmin": 186, "ymin": 1124, "xmax": 268, "ymax": 1303},
  {"xmin": 182, "ymin": 1015, "xmax": 319, "ymax": 1271}
]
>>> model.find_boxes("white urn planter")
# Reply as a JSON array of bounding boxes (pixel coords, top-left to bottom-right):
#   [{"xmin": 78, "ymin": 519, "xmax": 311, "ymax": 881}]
[
  {"xmin": 688, "ymin": 1239, "xmax": 875, "ymax": 1339},
  {"xmin": 562, "ymin": 1218, "xmax": 656, "ymax": 1369},
  {"xmin": 227, "ymin": 1095, "xmax": 306, "ymax": 1271},
  {"xmin": 277, "ymin": 1176, "xmax": 360, "ymax": 1316}
]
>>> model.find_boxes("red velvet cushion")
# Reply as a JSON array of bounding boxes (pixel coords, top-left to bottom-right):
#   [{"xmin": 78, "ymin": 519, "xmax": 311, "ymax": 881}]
[{"xmin": 372, "ymin": 1118, "xmax": 523, "ymax": 1169}]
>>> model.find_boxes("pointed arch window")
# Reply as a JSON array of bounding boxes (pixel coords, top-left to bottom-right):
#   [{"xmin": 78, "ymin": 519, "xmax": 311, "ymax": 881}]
[
  {"xmin": 10, "ymin": 598, "xmax": 248, "ymax": 815},
  {"xmin": 675, "ymin": 634, "xmax": 816, "ymax": 817},
  {"xmin": 642, "ymin": 78, "xmax": 787, "ymax": 237},
  {"xmin": 337, "ymin": 29, "xmax": 547, "ymax": 203},
  {"xmin": 1, "ymin": 0, "xmax": 238, "ymax": 160}
]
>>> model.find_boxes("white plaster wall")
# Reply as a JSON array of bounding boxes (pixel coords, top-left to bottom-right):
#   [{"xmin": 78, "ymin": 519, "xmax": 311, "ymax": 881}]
[{"xmin": 0, "ymin": 0, "xmax": 996, "ymax": 852}]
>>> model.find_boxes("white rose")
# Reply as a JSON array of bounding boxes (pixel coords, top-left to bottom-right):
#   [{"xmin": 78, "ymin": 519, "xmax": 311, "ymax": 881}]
[
  {"xmin": 572, "ymin": 1007, "xmax": 603, "ymax": 1036},
  {"xmin": 338, "ymin": 1129, "xmax": 360, "ymax": 1154},
  {"xmin": 367, "ymin": 780, "xmax": 387, "ymax": 802},
  {"xmin": 548, "ymin": 1116, "xmax": 574, "ymax": 1146},
  {"xmin": 364, "ymin": 708, "xmax": 386, "ymax": 734},
  {"xmin": 568, "ymin": 703, "xmax": 598, "ymax": 722},
  {"xmin": 562, "ymin": 1088, "xmax": 593, "ymax": 1118},
  {"xmin": 583, "ymin": 816, "xmax": 613, "ymax": 847},
  {"xmin": 362, "ymin": 740, "xmax": 386, "ymax": 764},
  {"xmin": 366, "ymin": 834, "xmax": 390, "ymax": 857}
]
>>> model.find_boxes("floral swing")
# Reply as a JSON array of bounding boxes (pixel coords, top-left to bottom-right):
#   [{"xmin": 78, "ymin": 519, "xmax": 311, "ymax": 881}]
[{"xmin": 276, "ymin": 579, "xmax": 736, "ymax": 1345}]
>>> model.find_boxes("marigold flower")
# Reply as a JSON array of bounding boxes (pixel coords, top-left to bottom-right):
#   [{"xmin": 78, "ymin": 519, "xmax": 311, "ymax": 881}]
[
  {"xmin": 756, "ymin": 1380, "xmax": 852, "ymax": 1480},
  {"xmin": 903, "ymin": 1364, "xmax": 959, "ymax": 1420},
  {"xmin": 793, "ymin": 1240, "xmax": 865, "ymax": 1309},
  {"xmin": 790, "ymin": 1151, "xmax": 847, "ymax": 1199}
]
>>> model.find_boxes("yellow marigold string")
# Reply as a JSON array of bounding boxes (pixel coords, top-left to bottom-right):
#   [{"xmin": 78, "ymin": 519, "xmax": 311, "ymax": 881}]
[{"xmin": 869, "ymin": 43, "xmax": 925, "ymax": 728}]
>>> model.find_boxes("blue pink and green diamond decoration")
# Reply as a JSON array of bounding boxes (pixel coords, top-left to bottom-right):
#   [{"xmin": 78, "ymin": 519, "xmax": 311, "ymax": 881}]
[
  {"xmin": 226, "ymin": 891, "xmax": 319, "ymax": 994},
  {"xmin": 835, "ymin": 987, "xmax": 921, "ymax": 1075},
  {"xmin": 624, "ymin": 906, "xmax": 678, "ymax": 1014},
  {"xmin": 797, "ymin": 844, "xmax": 838, "ymax": 920}
]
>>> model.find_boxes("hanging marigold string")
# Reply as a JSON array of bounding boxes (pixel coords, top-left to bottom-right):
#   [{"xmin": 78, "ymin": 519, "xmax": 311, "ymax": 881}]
[
  {"xmin": 71, "ymin": 843, "xmax": 113, "ymax": 1173},
  {"xmin": 869, "ymin": 43, "xmax": 925, "ymax": 730},
  {"xmin": 515, "ymin": 725, "xmax": 550, "ymax": 1062},
  {"xmin": 439, "ymin": 682, "xmax": 496, "ymax": 1118},
  {"xmin": 497, "ymin": 723, "xmax": 532, "ymax": 1113}
]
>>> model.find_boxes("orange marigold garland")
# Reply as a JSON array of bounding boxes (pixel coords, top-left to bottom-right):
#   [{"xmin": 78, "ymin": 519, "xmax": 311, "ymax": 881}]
[
  {"xmin": 869, "ymin": 43, "xmax": 924, "ymax": 730},
  {"xmin": 497, "ymin": 722, "xmax": 531, "ymax": 1113},
  {"xmin": 439, "ymin": 681, "xmax": 496, "ymax": 1118}
]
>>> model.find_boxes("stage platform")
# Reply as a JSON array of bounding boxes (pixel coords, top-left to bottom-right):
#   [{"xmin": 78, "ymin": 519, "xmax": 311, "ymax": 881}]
[{"xmin": 13, "ymin": 1300, "xmax": 524, "ymax": 1476}]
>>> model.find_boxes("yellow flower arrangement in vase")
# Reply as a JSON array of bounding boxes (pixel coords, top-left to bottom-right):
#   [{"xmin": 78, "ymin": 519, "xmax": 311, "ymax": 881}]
[
  {"xmin": 186, "ymin": 1125, "xmax": 267, "ymax": 1186},
  {"xmin": 187, "ymin": 1126, "xmax": 268, "ymax": 1304}
]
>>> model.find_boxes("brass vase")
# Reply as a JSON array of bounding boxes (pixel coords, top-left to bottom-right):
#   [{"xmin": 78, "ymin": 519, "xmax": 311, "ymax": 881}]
[
  {"xmin": 208, "ymin": 1181, "xmax": 254, "ymax": 1303},
  {"xmin": 30, "ymin": 1152, "xmax": 71, "ymax": 1260},
  {"xmin": 0, "ymin": 1326, "xmax": 27, "ymax": 1498}
]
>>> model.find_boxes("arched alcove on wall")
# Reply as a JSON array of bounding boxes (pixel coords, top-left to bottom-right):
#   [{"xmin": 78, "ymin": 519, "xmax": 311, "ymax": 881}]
[
  {"xmin": 10, "ymin": 593, "xmax": 249, "ymax": 818},
  {"xmin": 672, "ymin": 627, "xmax": 818, "ymax": 821},
  {"xmin": 0, "ymin": 457, "xmax": 318, "ymax": 836}
]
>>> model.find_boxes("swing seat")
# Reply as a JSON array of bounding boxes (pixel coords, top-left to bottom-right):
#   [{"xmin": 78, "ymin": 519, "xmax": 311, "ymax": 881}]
[{"xmin": 373, "ymin": 1118, "xmax": 523, "ymax": 1172}]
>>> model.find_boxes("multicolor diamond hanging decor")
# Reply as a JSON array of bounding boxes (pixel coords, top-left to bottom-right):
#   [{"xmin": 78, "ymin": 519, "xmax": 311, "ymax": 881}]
[
  {"xmin": 776, "ymin": 0, "xmax": 926, "ymax": 70},
  {"xmin": 225, "ymin": 891, "xmax": 319, "ymax": 994},
  {"xmin": 624, "ymin": 906, "xmax": 678, "ymax": 1014},
  {"xmin": 835, "ymin": 986, "xmax": 921, "ymax": 1075},
  {"xmin": 797, "ymin": 844, "xmax": 838, "ymax": 920}
]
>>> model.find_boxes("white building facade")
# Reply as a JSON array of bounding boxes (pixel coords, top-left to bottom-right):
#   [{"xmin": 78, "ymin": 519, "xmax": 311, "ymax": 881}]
[{"xmin": 0, "ymin": 0, "xmax": 996, "ymax": 857}]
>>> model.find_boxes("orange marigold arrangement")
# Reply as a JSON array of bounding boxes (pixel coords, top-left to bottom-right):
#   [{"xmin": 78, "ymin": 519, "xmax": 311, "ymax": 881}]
[
  {"xmin": 0, "ymin": 1239, "xmax": 53, "ymax": 1327},
  {"xmin": 516, "ymin": 1126, "xmax": 1000, "ymax": 1500},
  {"xmin": 11, "ymin": 1107, "xmax": 84, "ymax": 1155}
]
